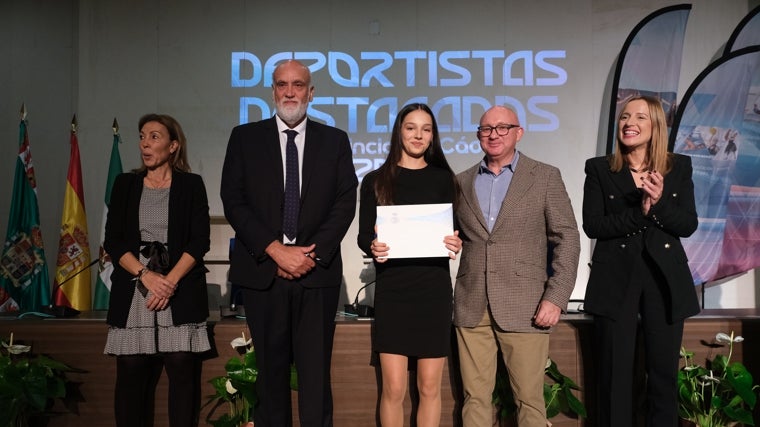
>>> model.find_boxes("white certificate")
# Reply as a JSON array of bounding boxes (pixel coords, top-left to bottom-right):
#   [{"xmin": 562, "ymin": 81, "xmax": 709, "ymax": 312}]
[{"xmin": 376, "ymin": 203, "xmax": 453, "ymax": 259}]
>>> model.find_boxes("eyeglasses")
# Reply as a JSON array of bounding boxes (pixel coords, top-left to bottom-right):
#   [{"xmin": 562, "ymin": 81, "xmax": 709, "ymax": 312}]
[{"xmin": 477, "ymin": 124, "xmax": 520, "ymax": 138}]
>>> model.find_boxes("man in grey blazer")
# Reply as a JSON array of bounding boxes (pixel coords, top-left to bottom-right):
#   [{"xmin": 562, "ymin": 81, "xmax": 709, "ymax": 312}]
[{"xmin": 454, "ymin": 106, "xmax": 580, "ymax": 427}]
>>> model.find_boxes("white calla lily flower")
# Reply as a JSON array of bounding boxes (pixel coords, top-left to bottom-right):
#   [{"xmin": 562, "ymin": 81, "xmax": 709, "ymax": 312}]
[
  {"xmin": 5, "ymin": 343, "xmax": 31, "ymax": 355},
  {"xmin": 225, "ymin": 379, "xmax": 238, "ymax": 394},
  {"xmin": 230, "ymin": 332, "xmax": 252, "ymax": 350},
  {"xmin": 715, "ymin": 332, "xmax": 744, "ymax": 344},
  {"xmin": 1, "ymin": 332, "xmax": 31, "ymax": 354},
  {"xmin": 230, "ymin": 337, "xmax": 252, "ymax": 349}
]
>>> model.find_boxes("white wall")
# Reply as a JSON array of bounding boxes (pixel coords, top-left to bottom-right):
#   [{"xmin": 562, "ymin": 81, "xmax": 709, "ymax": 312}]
[{"xmin": 1, "ymin": 0, "xmax": 758, "ymax": 311}]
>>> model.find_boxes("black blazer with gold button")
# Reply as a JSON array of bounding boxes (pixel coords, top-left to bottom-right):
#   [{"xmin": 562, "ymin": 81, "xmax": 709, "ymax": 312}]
[{"xmin": 582, "ymin": 154, "xmax": 700, "ymax": 322}]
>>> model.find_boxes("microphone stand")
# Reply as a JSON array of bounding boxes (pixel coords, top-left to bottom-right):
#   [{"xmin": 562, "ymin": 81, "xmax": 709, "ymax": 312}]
[
  {"xmin": 344, "ymin": 281, "xmax": 375, "ymax": 317},
  {"xmin": 229, "ymin": 286, "xmax": 243, "ymax": 311},
  {"xmin": 42, "ymin": 257, "xmax": 101, "ymax": 318},
  {"xmin": 220, "ymin": 286, "xmax": 245, "ymax": 318}
]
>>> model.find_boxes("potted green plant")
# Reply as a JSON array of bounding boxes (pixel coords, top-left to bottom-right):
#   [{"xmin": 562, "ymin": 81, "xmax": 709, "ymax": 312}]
[
  {"xmin": 202, "ymin": 332, "xmax": 297, "ymax": 427},
  {"xmin": 493, "ymin": 357, "xmax": 587, "ymax": 425},
  {"xmin": 0, "ymin": 333, "xmax": 83, "ymax": 427},
  {"xmin": 678, "ymin": 331, "xmax": 759, "ymax": 427}
]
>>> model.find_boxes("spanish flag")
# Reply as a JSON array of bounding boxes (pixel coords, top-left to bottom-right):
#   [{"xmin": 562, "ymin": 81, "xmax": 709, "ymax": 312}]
[{"xmin": 53, "ymin": 116, "xmax": 91, "ymax": 310}]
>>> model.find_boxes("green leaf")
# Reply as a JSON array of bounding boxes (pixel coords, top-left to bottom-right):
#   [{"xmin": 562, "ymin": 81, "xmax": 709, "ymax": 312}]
[
  {"xmin": 711, "ymin": 354, "xmax": 729, "ymax": 372},
  {"xmin": 32, "ymin": 354, "xmax": 78, "ymax": 373},
  {"xmin": 224, "ymin": 356, "xmax": 244, "ymax": 372},
  {"xmin": 724, "ymin": 362, "xmax": 757, "ymax": 408},
  {"xmin": 564, "ymin": 388, "xmax": 587, "ymax": 417},
  {"xmin": 242, "ymin": 350, "xmax": 258, "ymax": 370},
  {"xmin": 204, "ymin": 376, "xmax": 232, "ymax": 403},
  {"xmin": 235, "ymin": 379, "xmax": 257, "ymax": 408},
  {"xmin": 545, "ymin": 360, "xmax": 561, "ymax": 379},
  {"xmin": 722, "ymin": 404, "xmax": 755, "ymax": 426},
  {"xmin": 544, "ymin": 384, "xmax": 560, "ymax": 419},
  {"xmin": 22, "ymin": 370, "xmax": 49, "ymax": 411},
  {"xmin": 493, "ymin": 356, "xmax": 586, "ymax": 420},
  {"xmin": 545, "ymin": 360, "xmax": 581, "ymax": 390}
]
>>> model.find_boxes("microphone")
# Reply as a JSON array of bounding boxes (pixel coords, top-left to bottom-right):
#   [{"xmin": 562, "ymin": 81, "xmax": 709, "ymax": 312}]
[
  {"xmin": 229, "ymin": 283, "xmax": 243, "ymax": 310},
  {"xmin": 43, "ymin": 256, "xmax": 101, "ymax": 318},
  {"xmin": 219, "ymin": 283, "xmax": 245, "ymax": 318},
  {"xmin": 220, "ymin": 237, "xmax": 245, "ymax": 318},
  {"xmin": 344, "ymin": 281, "xmax": 375, "ymax": 317}
]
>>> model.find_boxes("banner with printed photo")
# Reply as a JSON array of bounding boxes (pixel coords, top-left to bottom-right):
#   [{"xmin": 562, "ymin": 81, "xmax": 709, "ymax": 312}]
[
  {"xmin": 671, "ymin": 47, "xmax": 760, "ymax": 284},
  {"xmin": 606, "ymin": 4, "xmax": 691, "ymax": 153}
]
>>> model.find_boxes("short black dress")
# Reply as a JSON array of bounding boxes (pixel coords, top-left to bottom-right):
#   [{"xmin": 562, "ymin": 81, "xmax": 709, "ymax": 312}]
[{"xmin": 358, "ymin": 165, "xmax": 456, "ymax": 358}]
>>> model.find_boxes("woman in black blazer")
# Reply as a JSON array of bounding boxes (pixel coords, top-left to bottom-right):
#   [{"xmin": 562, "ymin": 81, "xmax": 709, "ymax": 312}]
[
  {"xmin": 582, "ymin": 96, "xmax": 700, "ymax": 427},
  {"xmin": 104, "ymin": 113, "xmax": 210, "ymax": 427}
]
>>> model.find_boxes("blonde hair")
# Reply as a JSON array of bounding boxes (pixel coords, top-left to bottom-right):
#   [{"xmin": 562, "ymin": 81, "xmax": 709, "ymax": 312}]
[{"xmin": 609, "ymin": 96, "xmax": 672, "ymax": 175}]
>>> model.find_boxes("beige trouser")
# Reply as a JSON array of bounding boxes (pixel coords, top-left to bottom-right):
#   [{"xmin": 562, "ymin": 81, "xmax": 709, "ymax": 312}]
[{"xmin": 456, "ymin": 310, "xmax": 549, "ymax": 427}]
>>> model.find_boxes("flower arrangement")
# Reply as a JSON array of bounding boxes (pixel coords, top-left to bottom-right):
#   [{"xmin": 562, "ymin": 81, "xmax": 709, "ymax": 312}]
[
  {"xmin": 678, "ymin": 331, "xmax": 759, "ymax": 427},
  {"xmin": 0, "ymin": 333, "xmax": 83, "ymax": 427},
  {"xmin": 493, "ymin": 357, "xmax": 586, "ymax": 423},
  {"xmin": 202, "ymin": 332, "xmax": 297, "ymax": 427}
]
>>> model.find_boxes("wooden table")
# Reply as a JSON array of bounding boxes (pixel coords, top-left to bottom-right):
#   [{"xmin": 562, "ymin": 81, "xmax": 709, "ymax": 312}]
[{"xmin": 1, "ymin": 309, "xmax": 758, "ymax": 426}]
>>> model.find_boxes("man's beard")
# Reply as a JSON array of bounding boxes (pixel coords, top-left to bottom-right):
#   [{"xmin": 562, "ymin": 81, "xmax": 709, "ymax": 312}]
[{"xmin": 277, "ymin": 102, "xmax": 307, "ymax": 125}]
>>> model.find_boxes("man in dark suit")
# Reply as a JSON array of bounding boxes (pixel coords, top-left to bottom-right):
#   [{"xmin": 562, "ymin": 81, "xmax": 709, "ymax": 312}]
[
  {"xmin": 454, "ymin": 106, "xmax": 580, "ymax": 427},
  {"xmin": 221, "ymin": 59, "xmax": 358, "ymax": 427}
]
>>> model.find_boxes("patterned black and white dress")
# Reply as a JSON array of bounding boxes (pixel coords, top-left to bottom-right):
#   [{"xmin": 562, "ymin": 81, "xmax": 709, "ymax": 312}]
[{"xmin": 104, "ymin": 186, "xmax": 210, "ymax": 355}]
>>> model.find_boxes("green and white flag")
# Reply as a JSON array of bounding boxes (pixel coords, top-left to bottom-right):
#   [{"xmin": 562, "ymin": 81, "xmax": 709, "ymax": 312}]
[
  {"xmin": 0, "ymin": 115, "xmax": 51, "ymax": 312},
  {"xmin": 92, "ymin": 125, "xmax": 122, "ymax": 310}
]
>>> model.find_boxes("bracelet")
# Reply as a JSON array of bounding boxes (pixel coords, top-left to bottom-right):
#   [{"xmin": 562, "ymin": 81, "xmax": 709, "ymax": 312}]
[{"xmin": 133, "ymin": 267, "xmax": 148, "ymax": 281}]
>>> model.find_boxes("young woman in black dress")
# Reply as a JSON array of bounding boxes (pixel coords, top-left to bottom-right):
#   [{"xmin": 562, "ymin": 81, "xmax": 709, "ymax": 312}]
[{"xmin": 358, "ymin": 103, "xmax": 461, "ymax": 427}]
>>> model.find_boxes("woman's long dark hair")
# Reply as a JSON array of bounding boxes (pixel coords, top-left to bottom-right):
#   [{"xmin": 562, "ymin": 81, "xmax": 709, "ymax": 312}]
[{"xmin": 374, "ymin": 103, "xmax": 459, "ymax": 207}]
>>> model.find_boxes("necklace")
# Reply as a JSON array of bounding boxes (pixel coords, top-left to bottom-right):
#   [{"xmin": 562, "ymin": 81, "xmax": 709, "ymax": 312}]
[
  {"xmin": 145, "ymin": 175, "xmax": 172, "ymax": 188},
  {"xmin": 629, "ymin": 165, "xmax": 648, "ymax": 173}
]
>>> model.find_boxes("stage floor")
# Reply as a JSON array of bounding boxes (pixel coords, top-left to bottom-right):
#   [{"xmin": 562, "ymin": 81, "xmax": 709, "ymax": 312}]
[{"xmin": 1, "ymin": 309, "xmax": 758, "ymax": 426}]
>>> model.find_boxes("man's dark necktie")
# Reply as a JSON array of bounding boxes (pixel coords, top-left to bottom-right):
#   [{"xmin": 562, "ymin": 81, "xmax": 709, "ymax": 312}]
[{"xmin": 283, "ymin": 129, "xmax": 299, "ymax": 241}]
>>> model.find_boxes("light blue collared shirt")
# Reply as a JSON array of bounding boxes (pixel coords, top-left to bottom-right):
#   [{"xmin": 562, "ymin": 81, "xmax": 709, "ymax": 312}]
[{"xmin": 474, "ymin": 151, "xmax": 519, "ymax": 233}]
